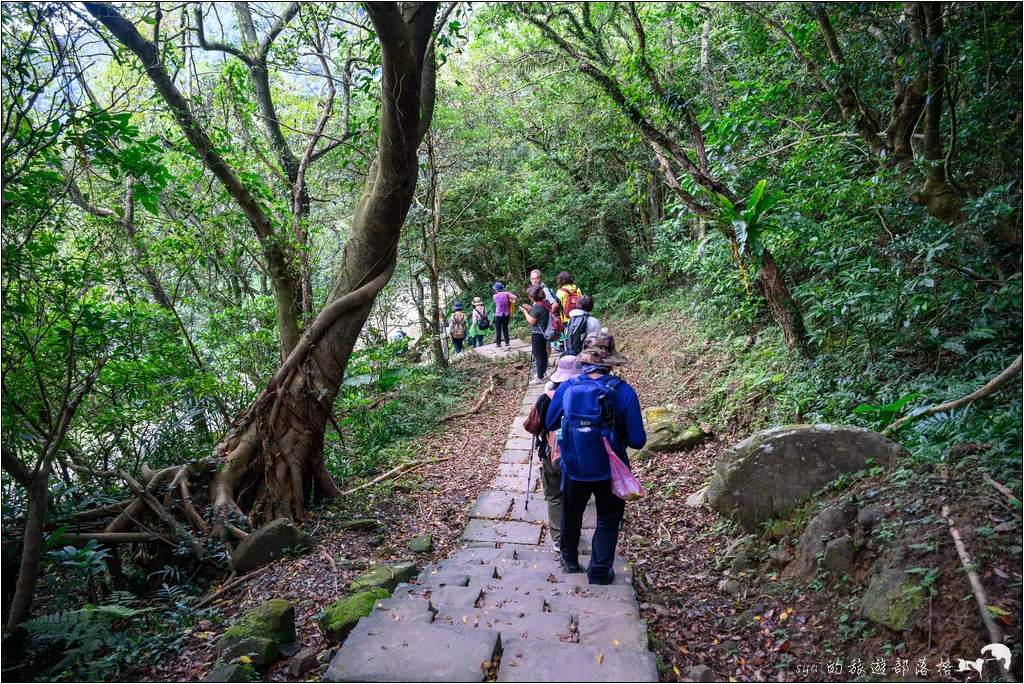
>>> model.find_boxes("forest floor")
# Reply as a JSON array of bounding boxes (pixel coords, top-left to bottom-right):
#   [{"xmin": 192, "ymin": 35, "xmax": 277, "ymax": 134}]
[{"xmin": 161, "ymin": 316, "xmax": 1021, "ymax": 683}]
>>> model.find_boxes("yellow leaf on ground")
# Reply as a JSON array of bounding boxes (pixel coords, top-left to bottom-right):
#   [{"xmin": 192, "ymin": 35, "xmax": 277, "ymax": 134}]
[
  {"xmin": 673, "ymin": 666, "xmax": 680, "ymax": 675},
  {"xmin": 238, "ymin": 655, "xmax": 252, "ymax": 664},
  {"xmin": 613, "ymin": 639, "xmax": 619, "ymax": 646},
  {"xmin": 680, "ymin": 646, "xmax": 689, "ymax": 653},
  {"xmin": 596, "ymin": 653, "xmax": 604, "ymax": 664}
]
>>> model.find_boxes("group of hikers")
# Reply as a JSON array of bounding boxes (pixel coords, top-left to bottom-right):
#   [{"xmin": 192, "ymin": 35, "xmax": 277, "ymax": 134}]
[
  {"xmin": 447, "ymin": 269, "xmax": 646, "ymax": 585},
  {"xmin": 445, "ymin": 270, "xmax": 601, "ymax": 384}
]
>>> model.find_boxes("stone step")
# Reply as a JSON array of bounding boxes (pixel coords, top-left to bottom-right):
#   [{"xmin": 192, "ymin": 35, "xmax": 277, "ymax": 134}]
[
  {"xmin": 490, "ymin": 476, "xmax": 540, "ymax": 494},
  {"xmin": 500, "ymin": 449, "xmax": 531, "ymax": 464},
  {"xmin": 478, "ymin": 587, "xmax": 545, "ymax": 614},
  {"xmin": 422, "ymin": 564, "xmax": 498, "ymax": 581},
  {"xmin": 463, "ymin": 520, "xmax": 543, "ymax": 545},
  {"xmin": 577, "ymin": 614, "xmax": 649, "ymax": 650},
  {"xmin": 433, "ymin": 609, "xmax": 574, "ymax": 643},
  {"xmin": 420, "ymin": 573, "xmax": 470, "ymax": 587},
  {"xmin": 469, "ymin": 577, "xmax": 636, "ymax": 602},
  {"xmin": 505, "ymin": 437, "xmax": 534, "ymax": 451},
  {"xmin": 447, "ymin": 547, "xmax": 504, "ymax": 564},
  {"xmin": 498, "ymin": 463, "xmax": 532, "ymax": 478},
  {"xmin": 470, "ymin": 579, "xmax": 581, "ymax": 599},
  {"xmin": 393, "ymin": 583, "xmax": 481, "ymax": 610},
  {"xmin": 496, "ymin": 638, "xmax": 658, "ymax": 682},
  {"xmin": 367, "ymin": 597, "xmax": 435, "ymax": 625},
  {"xmin": 325, "ymin": 618, "xmax": 500, "ymax": 683},
  {"xmin": 469, "ymin": 490, "xmax": 515, "ymax": 519},
  {"xmin": 547, "ymin": 596, "xmax": 640, "ymax": 620}
]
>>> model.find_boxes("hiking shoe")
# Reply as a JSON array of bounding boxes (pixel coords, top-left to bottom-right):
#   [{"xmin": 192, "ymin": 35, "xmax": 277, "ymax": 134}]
[
  {"xmin": 559, "ymin": 556, "xmax": 583, "ymax": 574},
  {"xmin": 530, "ymin": 378, "xmax": 545, "ymax": 386},
  {"xmin": 587, "ymin": 569, "xmax": 615, "ymax": 585},
  {"xmin": 552, "ymin": 541, "xmax": 561, "ymax": 553}
]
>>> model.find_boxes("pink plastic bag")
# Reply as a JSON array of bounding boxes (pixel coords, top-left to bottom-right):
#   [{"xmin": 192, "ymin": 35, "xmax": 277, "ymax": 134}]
[{"xmin": 603, "ymin": 437, "xmax": 645, "ymax": 501}]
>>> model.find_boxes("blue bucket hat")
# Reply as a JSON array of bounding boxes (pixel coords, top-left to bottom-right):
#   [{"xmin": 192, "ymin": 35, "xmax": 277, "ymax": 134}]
[
  {"xmin": 452, "ymin": 301, "xmax": 463, "ymax": 310},
  {"xmin": 493, "ymin": 282, "xmax": 504, "ymax": 292}
]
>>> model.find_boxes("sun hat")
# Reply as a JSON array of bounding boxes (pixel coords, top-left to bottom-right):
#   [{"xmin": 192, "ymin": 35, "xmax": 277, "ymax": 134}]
[
  {"xmin": 575, "ymin": 331, "xmax": 629, "ymax": 367},
  {"xmin": 493, "ymin": 282, "xmax": 504, "ymax": 291},
  {"xmin": 452, "ymin": 301, "xmax": 463, "ymax": 311},
  {"xmin": 549, "ymin": 355, "xmax": 584, "ymax": 383},
  {"xmin": 472, "ymin": 297, "xmax": 483, "ymax": 305}
]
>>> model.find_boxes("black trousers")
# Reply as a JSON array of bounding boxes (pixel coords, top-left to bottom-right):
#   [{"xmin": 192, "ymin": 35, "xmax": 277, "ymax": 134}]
[
  {"xmin": 493, "ymin": 315, "xmax": 510, "ymax": 346},
  {"xmin": 452, "ymin": 336, "xmax": 464, "ymax": 353},
  {"xmin": 560, "ymin": 476, "xmax": 625, "ymax": 584},
  {"xmin": 531, "ymin": 333, "xmax": 548, "ymax": 379}
]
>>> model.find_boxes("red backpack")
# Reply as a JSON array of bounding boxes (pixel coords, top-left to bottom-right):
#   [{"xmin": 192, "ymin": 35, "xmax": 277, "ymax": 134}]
[{"xmin": 559, "ymin": 286, "xmax": 582, "ymax": 318}]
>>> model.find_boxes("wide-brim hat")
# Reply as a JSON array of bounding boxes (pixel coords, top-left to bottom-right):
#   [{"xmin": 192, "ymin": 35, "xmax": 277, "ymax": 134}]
[
  {"xmin": 452, "ymin": 301, "xmax": 463, "ymax": 310},
  {"xmin": 550, "ymin": 355, "xmax": 584, "ymax": 383},
  {"xmin": 472, "ymin": 297, "xmax": 483, "ymax": 305},
  {"xmin": 575, "ymin": 331, "xmax": 630, "ymax": 367},
  {"xmin": 493, "ymin": 282, "xmax": 504, "ymax": 291}
]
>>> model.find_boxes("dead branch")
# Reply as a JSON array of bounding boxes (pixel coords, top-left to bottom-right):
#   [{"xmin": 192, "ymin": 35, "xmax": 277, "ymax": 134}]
[
  {"xmin": 941, "ymin": 506, "xmax": 1014, "ymax": 683},
  {"xmin": 441, "ymin": 374, "xmax": 498, "ymax": 423},
  {"xmin": 983, "ymin": 473, "xmax": 1021, "ymax": 508},
  {"xmin": 195, "ymin": 566, "xmax": 272, "ymax": 610},
  {"xmin": 342, "ymin": 457, "xmax": 452, "ymax": 496},
  {"xmin": 885, "ymin": 355, "xmax": 1022, "ymax": 434}
]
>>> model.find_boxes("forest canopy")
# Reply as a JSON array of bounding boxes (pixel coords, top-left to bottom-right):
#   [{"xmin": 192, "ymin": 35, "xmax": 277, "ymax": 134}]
[{"xmin": 1, "ymin": 1, "xmax": 1021, "ymax": 680}]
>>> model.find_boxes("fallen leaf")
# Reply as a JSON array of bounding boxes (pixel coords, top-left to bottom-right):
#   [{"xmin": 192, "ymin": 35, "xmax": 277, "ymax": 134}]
[
  {"xmin": 597, "ymin": 653, "xmax": 604, "ymax": 664},
  {"xmin": 238, "ymin": 656, "xmax": 252, "ymax": 664}
]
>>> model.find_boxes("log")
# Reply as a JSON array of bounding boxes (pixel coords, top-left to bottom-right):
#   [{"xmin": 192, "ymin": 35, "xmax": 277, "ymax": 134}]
[
  {"xmin": 983, "ymin": 474, "xmax": 1021, "ymax": 509},
  {"xmin": 941, "ymin": 505, "xmax": 1014, "ymax": 684}
]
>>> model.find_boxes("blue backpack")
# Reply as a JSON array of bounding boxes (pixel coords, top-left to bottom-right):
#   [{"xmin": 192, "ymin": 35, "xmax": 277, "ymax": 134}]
[{"xmin": 558, "ymin": 375, "xmax": 624, "ymax": 481}]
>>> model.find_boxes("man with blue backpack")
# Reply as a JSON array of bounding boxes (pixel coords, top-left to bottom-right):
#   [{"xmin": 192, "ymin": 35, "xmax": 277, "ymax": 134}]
[{"xmin": 545, "ymin": 332, "xmax": 646, "ymax": 585}]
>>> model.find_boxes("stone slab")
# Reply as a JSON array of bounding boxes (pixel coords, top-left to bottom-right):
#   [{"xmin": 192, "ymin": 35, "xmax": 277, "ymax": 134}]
[
  {"xmin": 447, "ymin": 548, "xmax": 504, "ymax": 563},
  {"xmin": 498, "ymin": 463, "xmax": 531, "ymax": 478},
  {"xmin": 434, "ymin": 610, "xmax": 573, "ymax": 643},
  {"xmin": 419, "ymin": 574, "xmax": 470, "ymax": 587},
  {"xmin": 479, "ymin": 592, "xmax": 544, "ymax": 614},
  {"xmin": 368, "ymin": 597, "xmax": 434, "ymax": 622},
  {"xmin": 546, "ymin": 597, "xmax": 640, "ymax": 620},
  {"xmin": 464, "ymin": 541, "xmax": 497, "ymax": 549},
  {"xmin": 422, "ymin": 564, "xmax": 497, "ymax": 580},
  {"xmin": 506, "ymin": 498, "xmax": 549, "ymax": 524},
  {"xmin": 577, "ymin": 614, "xmax": 649, "ymax": 650},
  {"xmin": 462, "ymin": 520, "xmax": 543, "ymax": 545},
  {"xmin": 493, "ymin": 559, "xmax": 560, "ymax": 578},
  {"xmin": 490, "ymin": 476, "xmax": 535, "ymax": 493},
  {"xmin": 505, "ymin": 437, "xmax": 534, "ymax": 451},
  {"xmin": 439, "ymin": 557, "xmax": 483, "ymax": 566},
  {"xmin": 571, "ymin": 584, "xmax": 637, "ymax": 601},
  {"xmin": 496, "ymin": 638, "xmax": 658, "ymax": 682},
  {"xmin": 493, "ymin": 570, "xmax": 556, "ymax": 584},
  {"xmin": 468, "ymin": 579, "xmax": 579, "ymax": 598},
  {"xmin": 469, "ymin": 490, "xmax": 515, "ymax": 519},
  {"xmin": 392, "ymin": 583, "xmax": 482, "ymax": 610},
  {"xmin": 363, "ymin": 610, "xmax": 434, "ymax": 625},
  {"xmin": 500, "ymin": 449, "xmax": 531, "ymax": 464},
  {"xmin": 325, "ymin": 619, "xmax": 499, "ymax": 683}
]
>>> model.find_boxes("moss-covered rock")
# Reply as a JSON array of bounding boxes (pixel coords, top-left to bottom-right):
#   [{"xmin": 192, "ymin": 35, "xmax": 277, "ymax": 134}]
[
  {"xmin": 350, "ymin": 562, "xmax": 418, "ymax": 592},
  {"xmin": 407, "ymin": 534, "xmax": 432, "ymax": 553},
  {"xmin": 231, "ymin": 519, "xmax": 313, "ymax": 572},
  {"xmin": 216, "ymin": 599, "xmax": 296, "ymax": 666},
  {"xmin": 861, "ymin": 570, "xmax": 924, "ymax": 632},
  {"xmin": 203, "ymin": 662, "xmax": 249, "ymax": 682},
  {"xmin": 339, "ymin": 518, "xmax": 379, "ymax": 532},
  {"xmin": 320, "ymin": 588, "xmax": 390, "ymax": 643}
]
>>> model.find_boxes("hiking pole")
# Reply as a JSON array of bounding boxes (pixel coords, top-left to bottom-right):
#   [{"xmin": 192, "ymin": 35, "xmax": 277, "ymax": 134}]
[{"xmin": 525, "ymin": 433, "xmax": 536, "ymax": 511}]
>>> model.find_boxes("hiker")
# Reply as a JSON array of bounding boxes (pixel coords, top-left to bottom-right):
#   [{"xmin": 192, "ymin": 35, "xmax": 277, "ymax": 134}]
[
  {"xmin": 492, "ymin": 282, "xmax": 516, "ymax": 349},
  {"xmin": 546, "ymin": 332, "xmax": 646, "ymax": 585},
  {"xmin": 447, "ymin": 302, "xmax": 468, "ymax": 355},
  {"xmin": 523, "ymin": 355, "xmax": 584, "ymax": 553},
  {"xmin": 531, "ymin": 268, "xmax": 561, "ymax": 352},
  {"xmin": 564, "ymin": 295, "xmax": 602, "ymax": 356},
  {"xmin": 518, "ymin": 285, "xmax": 552, "ymax": 385},
  {"xmin": 468, "ymin": 297, "xmax": 489, "ymax": 348},
  {"xmin": 555, "ymin": 271, "xmax": 583, "ymax": 347}
]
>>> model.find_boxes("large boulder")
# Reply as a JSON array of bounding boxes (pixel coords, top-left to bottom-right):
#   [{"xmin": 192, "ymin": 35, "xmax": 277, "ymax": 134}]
[
  {"xmin": 350, "ymin": 562, "xmax": 418, "ymax": 593},
  {"xmin": 708, "ymin": 424, "xmax": 905, "ymax": 532},
  {"xmin": 231, "ymin": 519, "xmax": 313, "ymax": 573},
  {"xmin": 320, "ymin": 588, "xmax": 390, "ymax": 643},
  {"xmin": 216, "ymin": 599, "xmax": 296, "ymax": 666},
  {"xmin": 860, "ymin": 570, "xmax": 925, "ymax": 632}
]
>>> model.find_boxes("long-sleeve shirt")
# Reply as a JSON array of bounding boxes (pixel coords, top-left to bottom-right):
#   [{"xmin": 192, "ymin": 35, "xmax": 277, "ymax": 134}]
[{"xmin": 546, "ymin": 374, "xmax": 646, "ymax": 471}]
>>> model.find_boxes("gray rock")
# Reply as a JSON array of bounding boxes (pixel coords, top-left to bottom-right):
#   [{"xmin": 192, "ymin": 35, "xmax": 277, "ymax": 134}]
[
  {"xmin": 408, "ymin": 533, "xmax": 433, "ymax": 553},
  {"xmin": 860, "ymin": 570, "xmax": 924, "ymax": 632},
  {"xmin": 717, "ymin": 579, "xmax": 741, "ymax": 596},
  {"xmin": 325, "ymin": 619, "xmax": 500, "ymax": 682},
  {"xmin": 231, "ymin": 519, "xmax": 313, "ymax": 572},
  {"xmin": 688, "ymin": 664, "xmax": 716, "ymax": 682},
  {"xmin": 288, "ymin": 648, "xmax": 319, "ymax": 677},
  {"xmin": 216, "ymin": 599, "xmax": 296, "ymax": 666},
  {"xmin": 857, "ymin": 503, "xmax": 893, "ymax": 528},
  {"xmin": 768, "ymin": 547, "xmax": 793, "ymax": 569},
  {"xmin": 204, "ymin": 663, "xmax": 248, "ymax": 682},
  {"xmin": 339, "ymin": 518, "xmax": 379, "ymax": 531},
  {"xmin": 707, "ymin": 424, "xmax": 904, "ymax": 532},
  {"xmin": 685, "ymin": 485, "xmax": 710, "ymax": 508},
  {"xmin": 799, "ymin": 502, "xmax": 856, "ymax": 577},
  {"xmin": 824, "ymin": 535, "xmax": 854, "ymax": 575},
  {"xmin": 350, "ymin": 561, "xmax": 418, "ymax": 593}
]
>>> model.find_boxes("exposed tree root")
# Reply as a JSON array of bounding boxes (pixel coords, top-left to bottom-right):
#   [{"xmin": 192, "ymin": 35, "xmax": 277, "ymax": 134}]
[
  {"xmin": 194, "ymin": 566, "xmax": 272, "ymax": 611},
  {"xmin": 342, "ymin": 457, "xmax": 452, "ymax": 496}
]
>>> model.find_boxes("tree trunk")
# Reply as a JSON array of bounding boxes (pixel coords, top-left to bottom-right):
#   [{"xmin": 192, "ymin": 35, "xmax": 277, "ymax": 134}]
[
  {"xmin": 426, "ymin": 134, "xmax": 448, "ymax": 369},
  {"xmin": 758, "ymin": 248, "xmax": 808, "ymax": 351},
  {"xmin": 5, "ymin": 474, "xmax": 47, "ymax": 634}
]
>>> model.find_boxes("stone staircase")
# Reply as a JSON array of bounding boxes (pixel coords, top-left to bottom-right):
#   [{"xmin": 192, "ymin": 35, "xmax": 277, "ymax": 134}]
[{"xmin": 325, "ymin": 383, "xmax": 658, "ymax": 682}]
